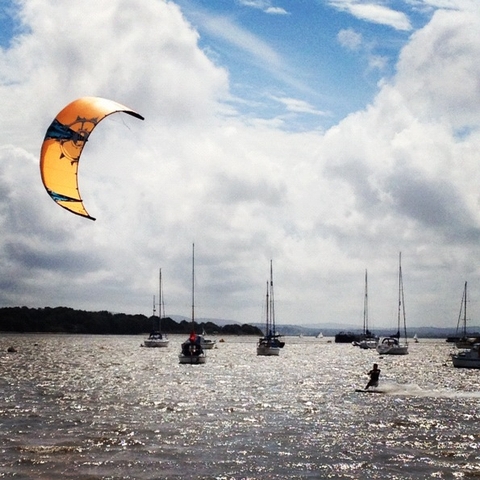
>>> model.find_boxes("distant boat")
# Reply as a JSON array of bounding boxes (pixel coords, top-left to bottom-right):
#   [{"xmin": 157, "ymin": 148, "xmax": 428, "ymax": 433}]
[
  {"xmin": 144, "ymin": 268, "xmax": 169, "ymax": 348},
  {"xmin": 197, "ymin": 328, "xmax": 217, "ymax": 349},
  {"xmin": 257, "ymin": 260, "xmax": 285, "ymax": 356},
  {"xmin": 357, "ymin": 270, "xmax": 379, "ymax": 350},
  {"xmin": 316, "ymin": 332, "xmax": 323, "ymax": 339},
  {"xmin": 179, "ymin": 244, "xmax": 206, "ymax": 365},
  {"xmin": 452, "ymin": 343, "xmax": 480, "ymax": 368},
  {"xmin": 377, "ymin": 253, "xmax": 409, "ymax": 355},
  {"xmin": 335, "ymin": 331, "xmax": 360, "ymax": 343},
  {"xmin": 446, "ymin": 335, "xmax": 461, "ymax": 343},
  {"xmin": 413, "ymin": 333, "xmax": 419, "ymax": 343},
  {"xmin": 453, "ymin": 282, "xmax": 480, "ymax": 348}
]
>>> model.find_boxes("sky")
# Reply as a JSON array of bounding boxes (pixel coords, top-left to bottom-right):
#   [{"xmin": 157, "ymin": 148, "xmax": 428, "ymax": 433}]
[{"xmin": 1, "ymin": 0, "xmax": 480, "ymax": 330}]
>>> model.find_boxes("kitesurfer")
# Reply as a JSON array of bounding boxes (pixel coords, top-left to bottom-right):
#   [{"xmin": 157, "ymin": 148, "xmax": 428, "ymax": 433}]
[{"xmin": 365, "ymin": 363, "xmax": 381, "ymax": 389}]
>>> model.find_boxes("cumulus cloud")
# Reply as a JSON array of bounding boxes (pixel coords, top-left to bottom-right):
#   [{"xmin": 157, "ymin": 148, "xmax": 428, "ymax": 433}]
[
  {"xmin": 394, "ymin": 8, "xmax": 480, "ymax": 129},
  {"xmin": 1, "ymin": 0, "xmax": 480, "ymax": 328}
]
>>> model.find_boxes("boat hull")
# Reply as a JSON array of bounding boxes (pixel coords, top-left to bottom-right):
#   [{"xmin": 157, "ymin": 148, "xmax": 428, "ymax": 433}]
[
  {"xmin": 359, "ymin": 340, "xmax": 379, "ymax": 350},
  {"xmin": 143, "ymin": 331, "xmax": 169, "ymax": 348},
  {"xmin": 257, "ymin": 334, "xmax": 283, "ymax": 356},
  {"xmin": 178, "ymin": 354, "xmax": 207, "ymax": 364},
  {"xmin": 455, "ymin": 337, "xmax": 480, "ymax": 349},
  {"xmin": 452, "ymin": 348, "xmax": 480, "ymax": 368},
  {"xmin": 335, "ymin": 332, "xmax": 360, "ymax": 343},
  {"xmin": 257, "ymin": 345, "xmax": 280, "ymax": 356},
  {"xmin": 144, "ymin": 339, "xmax": 169, "ymax": 348},
  {"xmin": 197, "ymin": 336, "xmax": 216, "ymax": 349},
  {"xmin": 377, "ymin": 344, "xmax": 408, "ymax": 355}
]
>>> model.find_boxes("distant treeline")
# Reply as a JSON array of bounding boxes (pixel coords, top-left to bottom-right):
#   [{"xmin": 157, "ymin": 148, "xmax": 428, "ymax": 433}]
[{"xmin": 0, "ymin": 306, "xmax": 263, "ymax": 336}]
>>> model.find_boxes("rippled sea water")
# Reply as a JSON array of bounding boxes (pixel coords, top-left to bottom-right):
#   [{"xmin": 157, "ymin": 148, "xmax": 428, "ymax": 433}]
[{"xmin": 1, "ymin": 334, "xmax": 480, "ymax": 479}]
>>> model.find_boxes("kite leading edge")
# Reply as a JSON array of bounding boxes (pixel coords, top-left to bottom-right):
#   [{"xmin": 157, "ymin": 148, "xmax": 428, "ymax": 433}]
[{"xmin": 40, "ymin": 96, "xmax": 144, "ymax": 221}]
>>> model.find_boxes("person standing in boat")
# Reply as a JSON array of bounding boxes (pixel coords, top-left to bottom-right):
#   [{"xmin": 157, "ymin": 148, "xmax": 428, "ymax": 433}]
[{"xmin": 365, "ymin": 363, "xmax": 381, "ymax": 389}]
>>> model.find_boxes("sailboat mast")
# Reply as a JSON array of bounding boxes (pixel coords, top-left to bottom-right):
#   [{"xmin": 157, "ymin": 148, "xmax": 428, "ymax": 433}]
[
  {"xmin": 364, "ymin": 269, "xmax": 368, "ymax": 334},
  {"xmin": 152, "ymin": 294, "xmax": 156, "ymax": 317},
  {"xmin": 398, "ymin": 252, "xmax": 408, "ymax": 344},
  {"xmin": 401, "ymin": 271, "xmax": 408, "ymax": 344},
  {"xmin": 191, "ymin": 243, "xmax": 195, "ymax": 330},
  {"xmin": 159, "ymin": 268, "xmax": 163, "ymax": 318},
  {"xmin": 270, "ymin": 260, "xmax": 275, "ymax": 335},
  {"xmin": 464, "ymin": 281, "xmax": 467, "ymax": 337},
  {"xmin": 397, "ymin": 252, "xmax": 402, "ymax": 335},
  {"xmin": 158, "ymin": 267, "xmax": 166, "ymax": 334},
  {"xmin": 265, "ymin": 280, "xmax": 269, "ymax": 335}
]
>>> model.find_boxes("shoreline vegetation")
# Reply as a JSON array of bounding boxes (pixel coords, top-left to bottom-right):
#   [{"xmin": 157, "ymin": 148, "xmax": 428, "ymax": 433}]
[{"xmin": 0, "ymin": 306, "xmax": 263, "ymax": 336}]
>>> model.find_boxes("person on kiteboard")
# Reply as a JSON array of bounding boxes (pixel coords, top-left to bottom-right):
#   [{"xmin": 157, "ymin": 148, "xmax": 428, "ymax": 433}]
[{"xmin": 365, "ymin": 363, "xmax": 381, "ymax": 389}]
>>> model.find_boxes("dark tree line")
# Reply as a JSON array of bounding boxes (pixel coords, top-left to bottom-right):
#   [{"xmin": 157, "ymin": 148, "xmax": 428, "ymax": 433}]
[{"xmin": 0, "ymin": 306, "xmax": 263, "ymax": 336}]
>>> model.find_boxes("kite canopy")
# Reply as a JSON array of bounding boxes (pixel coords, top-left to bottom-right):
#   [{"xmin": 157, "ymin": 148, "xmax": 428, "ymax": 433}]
[{"xmin": 40, "ymin": 96, "xmax": 144, "ymax": 220}]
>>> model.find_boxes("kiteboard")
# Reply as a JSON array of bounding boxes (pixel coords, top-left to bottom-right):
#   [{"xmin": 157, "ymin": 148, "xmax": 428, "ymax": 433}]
[{"xmin": 355, "ymin": 388, "xmax": 385, "ymax": 394}]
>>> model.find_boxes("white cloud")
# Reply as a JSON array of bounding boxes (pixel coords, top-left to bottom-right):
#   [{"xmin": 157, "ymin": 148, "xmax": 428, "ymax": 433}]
[
  {"xmin": 265, "ymin": 7, "xmax": 288, "ymax": 14},
  {"xmin": 420, "ymin": 0, "xmax": 473, "ymax": 8},
  {"xmin": 272, "ymin": 96, "xmax": 329, "ymax": 115},
  {"xmin": 367, "ymin": 54, "xmax": 388, "ymax": 70},
  {"xmin": 237, "ymin": 0, "xmax": 289, "ymax": 14},
  {"xmin": 394, "ymin": 8, "xmax": 480, "ymax": 129},
  {"xmin": 197, "ymin": 12, "xmax": 283, "ymax": 70},
  {"xmin": 337, "ymin": 28, "xmax": 387, "ymax": 73},
  {"xmin": 338, "ymin": 28, "xmax": 363, "ymax": 50},
  {"xmin": 188, "ymin": 10, "xmax": 323, "ymax": 100},
  {"xmin": 329, "ymin": 0, "xmax": 412, "ymax": 30},
  {"xmin": 1, "ymin": 0, "xmax": 480, "ymax": 329}
]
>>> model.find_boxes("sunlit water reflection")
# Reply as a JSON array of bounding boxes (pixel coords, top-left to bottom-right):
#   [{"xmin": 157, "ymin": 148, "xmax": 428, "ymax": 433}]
[{"xmin": 1, "ymin": 335, "xmax": 479, "ymax": 479}]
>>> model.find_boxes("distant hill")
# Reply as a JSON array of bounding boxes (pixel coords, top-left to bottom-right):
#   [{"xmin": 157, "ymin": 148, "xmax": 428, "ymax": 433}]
[
  {"xmin": 0, "ymin": 306, "xmax": 262, "ymax": 336},
  {"xmin": 171, "ymin": 317, "xmax": 476, "ymax": 338},
  {"xmin": 2, "ymin": 306, "xmax": 476, "ymax": 339},
  {"xmin": 168, "ymin": 315, "xmax": 241, "ymax": 327},
  {"xmin": 251, "ymin": 323, "xmax": 480, "ymax": 339}
]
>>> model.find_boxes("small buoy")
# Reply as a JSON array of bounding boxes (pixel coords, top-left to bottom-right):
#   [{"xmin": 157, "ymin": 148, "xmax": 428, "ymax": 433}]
[{"xmin": 7, "ymin": 346, "xmax": 17, "ymax": 353}]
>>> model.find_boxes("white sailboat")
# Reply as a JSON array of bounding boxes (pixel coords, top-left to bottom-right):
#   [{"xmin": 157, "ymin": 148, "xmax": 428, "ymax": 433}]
[
  {"xmin": 452, "ymin": 281, "xmax": 480, "ymax": 368},
  {"xmin": 144, "ymin": 268, "xmax": 169, "ymax": 348},
  {"xmin": 197, "ymin": 328, "xmax": 217, "ymax": 349},
  {"xmin": 179, "ymin": 244, "xmax": 206, "ymax": 364},
  {"xmin": 257, "ymin": 260, "xmax": 285, "ymax": 356},
  {"xmin": 452, "ymin": 344, "xmax": 480, "ymax": 368},
  {"xmin": 358, "ymin": 269, "xmax": 379, "ymax": 349},
  {"xmin": 453, "ymin": 282, "xmax": 480, "ymax": 348},
  {"xmin": 377, "ymin": 253, "xmax": 409, "ymax": 355}
]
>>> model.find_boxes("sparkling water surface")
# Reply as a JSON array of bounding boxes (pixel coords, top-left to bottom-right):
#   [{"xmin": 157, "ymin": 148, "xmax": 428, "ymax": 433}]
[{"xmin": 1, "ymin": 334, "xmax": 479, "ymax": 479}]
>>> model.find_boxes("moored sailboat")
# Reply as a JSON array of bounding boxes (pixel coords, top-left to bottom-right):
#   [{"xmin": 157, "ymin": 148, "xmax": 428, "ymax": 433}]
[
  {"xmin": 357, "ymin": 270, "xmax": 379, "ymax": 349},
  {"xmin": 144, "ymin": 268, "xmax": 169, "ymax": 348},
  {"xmin": 453, "ymin": 282, "xmax": 480, "ymax": 348},
  {"xmin": 197, "ymin": 328, "xmax": 217, "ymax": 349},
  {"xmin": 377, "ymin": 253, "xmax": 409, "ymax": 355},
  {"xmin": 451, "ymin": 281, "xmax": 480, "ymax": 368},
  {"xmin": 257, "ymin": 260, "xmax": 284, "ymax": 356},
  {"xmin": 452, "ymin": 343, "xmax": 480, "ymax": 368},
  {"xmin": 179, "ymin": 244, "xmax": 206, "ymax": 365}
]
